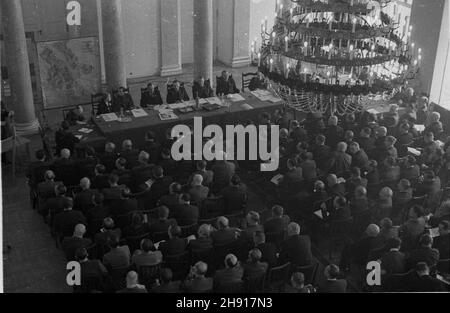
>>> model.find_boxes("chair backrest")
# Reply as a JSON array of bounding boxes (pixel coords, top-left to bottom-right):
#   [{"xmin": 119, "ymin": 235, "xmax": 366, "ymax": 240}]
[
  {"xmin": 164, "ymin": 251, "xmax": 190, "ymax": 281},
  {"xmin": 114, "ymin": 214, "xmax": 131, "ymax": 230},
  {"xmin": 138, "ymin": 263, "xmax": 161, "ymax": 288},
  {"xmin": 74, "ymin": 275, "xmax": 104, "ymax": 293},
  {"xmin": 91, "ymin": 93, "xmax": 104, "ymax": 115},
  {"xmin": 224, "ymin": 212, "xmax": 244, "ymax": 228},
  {"xmin": 385, "ymin": 270, "xmax": 413, "ymax": 292},
  {"xmin": 268, "ymin": 262, "xmax": 291, "ymax": 286},
  {"xmin": 244, "ymin": 273, "xmax": 266, "ymax": 293},
  {"xmin": 292, "ymin": 262, "xmax": 318, "ymax": 286},
  {"xmin": 215, "ymin": 281, "xmax": 244, "ymax": 293},
  {"xmin": 180, "ymin": 223, "xmax": 198, "ymax": 238},
  {"xmin": 126, "ymin": 233, "xmax": 150, "ymax": 253},
  {"xmin": 265, "ymin": 230, "xmax": 285, "ymax": 247},
  {"xmin": 213, "ymin": 241, "xmax": 239, "ymax": 266},
  {"xmin": 109, "ymin": 266, "xmax": 130, "ymax": 291},
  {"xmin": 241, "ymin": 72, "xmax": 258, "ymax": 92},
  {"xmin": 201, "ymin": 197, "xmax": 225, "ymax": 218},
  {"xmin": 152, "ymin": 231, "xmax": 169, "ymax": 243},
  {"xmin": 190, "ymin": 248, "xmax": 213, "ymax": 265}
]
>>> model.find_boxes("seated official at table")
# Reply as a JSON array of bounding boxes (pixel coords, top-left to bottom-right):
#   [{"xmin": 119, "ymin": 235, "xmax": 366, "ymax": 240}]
[
  {"xmin": 55, "ymin": 121, "xmax": 80, "ymax": 154},
  {"xmin": 216, "ymin": 71, "xmax": 239, "ymax": 96},
  {"xmin": 248, "ymin": 71, "xmax": 268, "ymax": 91},
  {"xmin": 192, "ymin": 77, "xmax": 214, "ymax": 99},
  {"xmin": 167, "ymin": 80, "xmax": 190, "ymax": 104},
  {"xmin": 97, "ymin": 93, "xmax": 114, "ymax": 115},
  {"xmin": 65, "ymin": 105, "xmax": 86, "ymax": 126},
  {"xmin": 113, "ymin": 87, "xmax": 135, "ymax": 111},
  {"xmin": 140, "ymin": 83, "xmax": 163, "ymax": 107}
]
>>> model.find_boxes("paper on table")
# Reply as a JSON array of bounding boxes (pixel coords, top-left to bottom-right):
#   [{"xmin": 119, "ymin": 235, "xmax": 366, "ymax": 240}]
[
  {"xmin": 271, "ymin": 174, "xmax": 284, "ymax": 185},
  {"xmin": 239, "ymin": 103, "xmax": 254, "ymax": 111},
  {"xmin": 429, "ymin": 227, "xmax": 440, "ymax": 238},
  {"xmin": 78, "ymin": 128, "xmax": 93, "ymax": 134},
  {"xmin": 314, "ymin": 210, "xmax": 323, "ymax": 219},
  {"xmin": 228, "ymin": 93, "xmax": 246, "ymax": 102},
  {"xmin": 101, "ymin": 113, "xmax": 118, "ymax": 122},
  {"xmin": 407, "ymin": 147, "xmax": 421, "ymax": 156},
  {"xmin": 206, "ymin": 97, "xmax": 222, "ymax": 105},
  {"xmin": 131, "ymin": 108, "xmax": 148, "ymax": 118},
  {"xmin": 413, "ymin": 124, "xmax": 425, "ymax": 132},
  {"xmin": 159, "ymin": 112, "xmax": 178, "ymax": 121}
]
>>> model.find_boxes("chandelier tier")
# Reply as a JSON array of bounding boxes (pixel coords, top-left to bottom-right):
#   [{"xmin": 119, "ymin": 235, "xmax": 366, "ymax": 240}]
[{"xmin": 256, "ymin": 0, "xmax": 420, "ymax": 114}]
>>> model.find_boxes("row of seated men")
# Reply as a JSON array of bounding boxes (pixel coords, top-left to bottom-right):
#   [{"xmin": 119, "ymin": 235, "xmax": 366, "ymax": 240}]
[
  {"xmin": 94, "ymin": 71, "xmax": 268, "ymax": 115},
  {"xmin": 254, "ymin": 101, "xmax": 450, "ymax": 291}
]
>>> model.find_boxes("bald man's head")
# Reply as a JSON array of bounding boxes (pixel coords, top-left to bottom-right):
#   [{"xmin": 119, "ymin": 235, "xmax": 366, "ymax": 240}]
[{"xmin": 80, "ymin": 177, "xmax": 91, "ymax": 190}]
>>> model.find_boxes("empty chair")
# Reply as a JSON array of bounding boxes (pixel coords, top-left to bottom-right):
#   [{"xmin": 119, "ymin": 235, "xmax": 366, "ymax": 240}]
[{"xmin": 244, "ymin": 273, "xmax": 266, "ymax": 293}]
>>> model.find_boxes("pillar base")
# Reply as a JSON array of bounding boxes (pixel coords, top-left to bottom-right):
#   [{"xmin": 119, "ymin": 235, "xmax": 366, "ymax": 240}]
[
  {"xmin": 160, "ymin": 64, "xmax": 183, "ymax": 77},
  {"xmin": 15, "ymin": 118, "xmax": 40, "ymax": 136},
  {"xmin": 225, "ymin": 56, "xmax": 251, "ymax": 68}
]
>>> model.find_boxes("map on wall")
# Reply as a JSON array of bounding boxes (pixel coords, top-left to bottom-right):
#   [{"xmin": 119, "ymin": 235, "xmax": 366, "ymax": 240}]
[{"xmin": 37, "ymin": 37, "xmax": 101, "ymax": 109}]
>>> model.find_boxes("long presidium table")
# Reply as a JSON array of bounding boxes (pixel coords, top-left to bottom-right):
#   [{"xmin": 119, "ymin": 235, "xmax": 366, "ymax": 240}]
[{"xmin": 74, "ymin": 91, "xmax": 285, "ymax": 150}]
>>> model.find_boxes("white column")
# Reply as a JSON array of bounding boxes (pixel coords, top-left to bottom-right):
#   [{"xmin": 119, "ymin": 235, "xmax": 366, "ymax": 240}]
[{"xmin": 160, "ymin": 0, "xmax": 183, "ymax": 77}]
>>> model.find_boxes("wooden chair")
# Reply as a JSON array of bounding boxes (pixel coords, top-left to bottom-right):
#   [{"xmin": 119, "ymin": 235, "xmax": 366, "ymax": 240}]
[
  {"xmin": 138, "ymin": 263, "xmax": 161, "ymax": 289},
  {"xmin": 1, "ymin": 118, "xmax": 31, "ymax": 183},
  {"xmin": 244, "ymin": 273, "xmax": 266, "ymax": 293},
  {"xmin": 163, "ymin": 252, "xmax": 190, "ymax": 281},
  {"xmin": 180, "ymin": 223, "xmax": 198, "ymax": 238},
  {"xmin": 125, "ymin": 233, "xmax": 150, "ymax": 254},
  {"xmin": 91, "ymin": 93, "xmax": 104, "ymax": 115},
  {"xmin": 266, "ymin": 262, "xmax": 291, "ymax": 292},
  {"xmin": 327, "ymin": 217, "xmax": 354, "ymax": 260},
  {"xmin": 241, "ymin": 72, "xmax": 258, "ymax": 92},
  {"xmin": 215, "ymin": 281, "xmax": 244, "ymax": 293},
  {"xmin": 265, "ymin": 230, "xmax": 285, "ymax": 249},
  {"xmin": 291, "ymin": 262, "xmax": 318, "ymax": 286},
  {"xmin": 108, "ymin": 266, "xmax": 130, "ymax": 291}
]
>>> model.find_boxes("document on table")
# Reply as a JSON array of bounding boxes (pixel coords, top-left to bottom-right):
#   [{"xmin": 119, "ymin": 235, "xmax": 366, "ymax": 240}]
[
  {"xmin": 131, "ymin": 108, "xmax": 148, "ymax": 118},
  {"xmin": 78, "ymin": 128, "xmax": 93, "ymax": 134},
  {"xmin": 239, "ymin": 103, "xmax": 254, "ymax": 111},
  {"xmin": 429, "ymin": 227, "xmax": 440, "ymax": 238},
  {"xmin": 227, "ymin": 93, "xmax": 246, "ymax": 102},
  {"xmin": 101, "ymin": 113, "xmax": 118, "ymax": 122},
  {"xmin": 158, "ymin": 111, "xmax": 178, "ymax": 121},
  {"xmin": 206, "ymin": 97, "xmax": 222, "ymax": 105},
  {"xmin": 407, "ymin": 147, "xmax": 421, "ymax": 156}
]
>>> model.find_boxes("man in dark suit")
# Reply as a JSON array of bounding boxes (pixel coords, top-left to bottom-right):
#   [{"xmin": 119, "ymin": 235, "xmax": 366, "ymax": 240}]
[
  {"xmin": 264, "ymin": 205, "xmax": 290, "ymax": 235},
  {"xmin": 254, "ymin": 231, "xmax": 278, "ymax": 267},
  {"xmin": 112, "ymin": 157, "xmax": 131, "ymax": 186},
  {"xmin": 53, "ymin": 197, "xmax": 87, "ymax": 237},
  {"xmin": 172, "ymin": 193, "xmax": 199, "ymax": 226},
  {"xmin": 158, "ymin": 183, "xmax": 182, "ymax": 211},
  {"xmin": 26, "ymin": 149, "xmax": 51, "ymax": 191},
  {"xmin": 325, "ymin": 116, "xmax": 344, "ymax": 150},
  {"xmin": 381, "ymin": 237, "xmax": 406, "ymax": 277},
  {"xmin": 45, "ymin": 183, "xmax": 68, "ymax": 220},
  {"xmin": 149, "ymin": 206, "xmax": 177, "ymax": 237},
  {"xmin": 54, "ymin": 121, "xmax": 80, "ymax": 154},
  {"xmin": 356, "ymin": 127, "xmax": 375, "ymax": 156},
  {"xmin": 311, "ymin": 135, "xmax": 332, "ymax": 171},
  {"xmin": 219, "ymin": 175, "xmax": 247, "ymax": 214},
  {"xmin": 248, "ymin": 71, "xmax": 268, "ymax": 91},
  {"xmin": 433, "ymin": 221, "xmax": 450, "ymax": 260},
  {"xmin": 61, "ymin": 224, "xmax": 92, "ymax": 261},
  {"xmin": 99, "ymin": 142, "xmax": 119, "ymax": 173},
  {"xmin": 407, "ymin": 234, "xmax": 440, "ymax": 269},
  {"xmin": 318, "ymin": 264, "xmax": 347, "ymax": 293},
  {"xmin": 279, "ymin": 223, "xmax": 312, "ymax": 267},
  {"xmin": 91, "ymin": 164, "xmax": 110, "ymax": 190},
  {"xmin": 97, "ymin": 93, "xmax": 114, "ymax": 115},
  {"xmin": 51, "ymin": 148, "xmax": 78, "ymax": 186},
  {"xmin": 159, "ymin": 225, "xmax": 188, "ymax": 257},
  {"xmin": 102, "ymin": 235, "xmax": 131, "ymax": 269},
  {"xmin": 348, "ymin": 142, "xmax": 369, "ymax": 171},
  {"xmin": 120, "ymin": 140, "xmax": 140, "ymax": 169},
  {"xmin": 74, "ymin": 177, "xmax": 98, "ymax": 213},
  {"xmin": 144, "ymin": 166, "xmax": 173, "ymax": 209},
  {"xmin": 166, "ymin": 80, "xmax": 190, "ymax": 104},
  {"xmin": 94, "ymin": 217, "xmax": 122, "ymax": 246},
  {"xmin": 130, "ymin": 151, "xmax": 154, "ymax": 192},
  {"xmin": 211, "ymin": 216, "xmax": 238, "ymax": 246},
  {"xmin": 141, "ymin": 131, "xmax": 162, "ymax": 164},
  {"xmin": 188, "ymin": 174, "xmax": 210, "ymax": 205},
  {"xmin": 76, "ymin": 247, "xmax": 109, "ymax": 287},
  {"xmin": 327, "ymin": 142, "xmax": 352, "ymax": 177},
  {"xmin": 216, "ymin": 71, "xmax": 239, "ymax": 96},
  {"xmin": 408, "ymin": 262, "xmax": 446, "ymax": 292},
  {"xmin": 182, "ymin": 261, "xmax": 213, "ymax": 293},
  {"xmin": 243, "ymin": 249, "xmax": 268, "ymax": 279},
  {"xmin": 213, "ymin": 254, "xmax": 244, "ymax": 290},
  {"xmin": 85, "ymin": 193, "xmax": 110, "ymax": 223},
  {"xmin": 113, "ymin": 87, "xmax": 134, "ymax": 111},
  {"xmin": 140, "ymin": 83, "xmax": 163, "ymax": 107},
  {"xmin": 102, "ymin": 174, "xmax": 127, "ymax": 201},
  {"xmin": 212, "ymin": 156, "xmax": 236, "ymax": 193},
  {"xmin": 192, "ymin": 77, "xmax": 214, "ymax": 99},
  {"xmin": 188, "ymin": 160, "xmax": 214, "ymax": 187},
  {"xmin": 37, "ymin": 170, "xmax": 59, "ymax": 202}
]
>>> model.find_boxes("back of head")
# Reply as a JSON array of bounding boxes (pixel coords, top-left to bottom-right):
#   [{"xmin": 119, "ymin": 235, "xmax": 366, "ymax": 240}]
[
  {"xmin": 169, "ymin": 182, "xmax": 182, "ymax": 194},
  {"xmin": 419, "ymin": 234, "xmax": 433, "ymax": 247},
  {"xmin": 80, "ymin": 177, "xmax": 91, "ymax": 189},
  {"xmin": 61, "ymin": 148, "xmax": 71, "ymax": 159},
  {"xmin": 126, "ymin": 271, "xmax": 139, "ymax": 286},
  {"xmin": 365, "ymin": 224, "xmax": 380, "ymax": 237},
  {"xmin": 198, "ymin": 224, "xmax": 212, "ymax": 238},
  {"xmin": 140, "ymin": 239, "xmax": 154, "ymax": 252},
  {"xmin": 109, "ymin": 234, "xmax": 120, "ymax": 248},
  {"xmin": 230, "ymin": 174, "xmax": 241, "ymax": 186},
  {"xmin": 56, "ymin": 183, "xmax": 67, "ymax": 196},
  {"xmin": 75, "ymin": 247, "xmax": 88, "ymax": 261},
  {"xmin": 74, "ymin": 224, "xmax": 86, "ymax": 237},
  {"xmin": 103, "ymin": 217, "xmax": 115, "ymax": 230},
  {"xmin": 272, "ymin": 205, "xmax": 283, "ymax": 217},
  {"xmin": 246, "ymin": 211, "xmax": 260, "ymax": 225},
  {"xmin": 45, "ymin": 170, "xmax": 56, "ymax": 181},
  {"xmin": 253, "ymin": 231, "xmax": 265, "ymax": 245},
  {"xmin": 291, "ymin": 272, "xmax": 305, "ymax": 288},
  {"xmin": 153, "ymin": 165, "xmax": 164, "ymax": 178},
  {"xmin": 415, "ymin": 262, "xmax": 429, "ymax": 275},
  {"xmin": 194, "ymin": 261, "xmax": 208, "ymax": 276},
  {"xmin": 225, "ymin": 254, "xmax": 238, "ymax": 268},
  {"xmin": 196, "ymin": 160, "xmax": 207, "ymax": 170},
  {"xmin": 180, "ymin": 193, "xmax": 191, "ymax": 203},
  {"xmin": 217, "ymin": 216, "xmax": 229, "ymax": 229},
  {"xmin": 105, "ymin": 142, "xmax": 116, "ymax": 153},
  {"xmin": 95, "ymin": 164, "xmax": 106, "ymax": 175},
  {"xmin": 328, "ymin": 115, "xmax": 338, "ymax": 126},
  {"xmin": 324, "ymin": 264, "xmax": 340, "ymax": 279},
  {"xmin": 337, "ymin": 142, "xmax": 348, "ymax": 153},
  {"xmin": 248, "ymin": 249, "xmax": 262, "ymax": 263},
  {"xmin": 35, "ymin": 149, "xmax": 46, "ymax": 160},
  {"xmin": 138, "ymin": 151, "xmax": 149, "ymax": 164},
  {"xmin": 122, "ymin": 139, "xmax": 132, "ymax": 151},
  {"xmin": 169, "ymin": 225, "xmax": 181, "ymax": 238},
  {"xmin": 158, "ymin": 206, "xmax": 170, "ymax": 219},
  {"xmin": 63, "ymin": 197, "xmax": 73, "ymax": 210},
  {"xmin": 287, "ymin": 222, "xmax": 301, "ymax": 236},
  {"xmin": 387, "ymin": 237, "xmax": 402, "ymax": 250},
  {"xmin": 192, "ymin": 174, "xmax": 203, "ymax": 186}
]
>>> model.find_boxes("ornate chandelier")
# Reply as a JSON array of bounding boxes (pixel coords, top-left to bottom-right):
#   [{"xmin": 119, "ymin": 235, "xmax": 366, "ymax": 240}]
[{"xmin": 255, "ymin": 0, "xmax": 421, "ymax": 115}]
